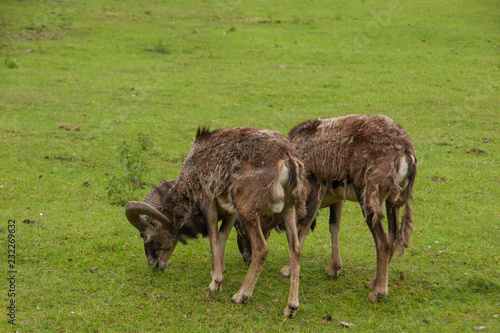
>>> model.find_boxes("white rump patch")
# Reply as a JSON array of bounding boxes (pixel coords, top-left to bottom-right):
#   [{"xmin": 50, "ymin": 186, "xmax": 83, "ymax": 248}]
[
  {"xmin": 278, "ymin": 164, "xmax": 290, "ymax": 186},
  {"xmin": 396, "ymin": 157, "xmax": 409, "ymax": 188},
  {"xmin": 269, "ymin": 164, "xmax": 289, "ymax": 213}
]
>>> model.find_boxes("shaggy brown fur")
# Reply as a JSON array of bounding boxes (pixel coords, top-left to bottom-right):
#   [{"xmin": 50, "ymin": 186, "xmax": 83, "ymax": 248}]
[
  {"xmin": 289, "ymin": 115, "xmax": 416, "ymax": 302},
  {"xmin": 177, "ymin": 127, "xmax": 306, "ymax": 219},
  {"xmin": 289, "ymin": 115, "xmax": 416, "ymax": 243},
  {"xmin": 125, "ymin": 126, "xmax": 307, "ymax": 317},
  {"xmin": 237, "ymin": 115, "xmax": 417, "ymax": 302}
]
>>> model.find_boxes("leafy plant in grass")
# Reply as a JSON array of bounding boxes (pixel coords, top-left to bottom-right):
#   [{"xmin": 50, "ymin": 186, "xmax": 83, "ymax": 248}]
[
  {"xmin": 107, "ymin": 134, "xmax": 152, "ymax": 206},
  {"xmin": 4, "ymin": 56, "xmax": 17, "ymax": 68},
  {"xmin": 137, "ymin": 132, "xmax": 153, "ymax": 152},
  {"xmin": 146, "ymin": 40, "xmax": 172, "ymax": 54}
]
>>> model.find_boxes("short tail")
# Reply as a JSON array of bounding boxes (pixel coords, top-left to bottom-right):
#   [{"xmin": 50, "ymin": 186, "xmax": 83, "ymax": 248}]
[
  {"xmin": 286, "ymin": 154, "xmax": 307, "ymax": 219},
  {"xmin": 396, "ymin": 154, "xmax": 417, "ymax": 254}
]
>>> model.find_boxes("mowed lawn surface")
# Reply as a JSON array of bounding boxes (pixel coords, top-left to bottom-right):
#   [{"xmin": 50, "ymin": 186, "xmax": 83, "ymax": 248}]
[{"xmin": 0, "ymin": 0, "xmax": 498, "ymax": 332}]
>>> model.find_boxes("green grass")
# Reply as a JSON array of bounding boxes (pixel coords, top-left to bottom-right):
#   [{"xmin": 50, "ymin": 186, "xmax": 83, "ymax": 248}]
[{"xmin": 1, "ymin": 0, "xmax": 499, "ymax": 331}]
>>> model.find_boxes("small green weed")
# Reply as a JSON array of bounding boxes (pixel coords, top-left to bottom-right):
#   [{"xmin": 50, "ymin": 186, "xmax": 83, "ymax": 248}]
[
  {"xmin": 106, "ymin": 134, "xmax": 152, "ymax": 205},
  {"xmin": 146, "ymin": 40, "xmax": 171, "ymax": 54},
  {"xmin": 137, "ymin": 132, "xmax": 153, "ymax": 151},
  {"xmin": 4, "ymin": 57, "xmax": 17, "ymax": 68}
]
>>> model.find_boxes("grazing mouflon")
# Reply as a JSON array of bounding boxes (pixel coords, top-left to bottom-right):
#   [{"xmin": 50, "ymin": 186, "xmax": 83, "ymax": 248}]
[
  {"xmin": 236, "ymin": 115, "xmax": 417, "ymax": 302},
  {"xmin": 126, "ymin": 127, "xmax": 307, "ymax": 316}
]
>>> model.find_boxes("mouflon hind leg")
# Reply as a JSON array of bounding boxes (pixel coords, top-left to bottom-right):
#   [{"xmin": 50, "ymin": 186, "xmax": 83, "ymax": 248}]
[{"xmin": 325, "ymin": 202, "xmax": 344, "ymax": 277}]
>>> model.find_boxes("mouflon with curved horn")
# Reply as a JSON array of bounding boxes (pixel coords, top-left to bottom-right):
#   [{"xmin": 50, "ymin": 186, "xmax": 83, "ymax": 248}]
[{"xmin": 125, "ymin": 127, "xmax": 307, "ymax": 317}]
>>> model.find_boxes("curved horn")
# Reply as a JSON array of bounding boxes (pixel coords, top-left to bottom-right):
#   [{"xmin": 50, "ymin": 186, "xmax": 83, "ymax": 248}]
[{"xmin": 125, "ymin": 201, "xmax": 173, "ymax": 232}]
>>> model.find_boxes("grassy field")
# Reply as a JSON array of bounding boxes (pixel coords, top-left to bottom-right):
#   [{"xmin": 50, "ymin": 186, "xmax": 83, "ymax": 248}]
[{"xmin": 1, "ymin": 0, "xmax": 499, "ymax": 331}]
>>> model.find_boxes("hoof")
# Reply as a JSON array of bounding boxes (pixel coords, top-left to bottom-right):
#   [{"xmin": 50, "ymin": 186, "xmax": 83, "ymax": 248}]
[
  {"xmin": 325, "ymin": 263, "xmax": 341, "ymax": 278},
  {"xmin": 208, "ymin": 278, "xmax": 223, "ymax": 292},
  {"xmin": 283, "ymin": 304, "xmax": 299, "ymax": 318},
  {"xmin": 368, "ymin": 290, "xmax": 387, "ymax": 302},
  {"xmin": 279, "ymin": 265, "xmax": 291, "ymax": 278},
  {"xmin": 232, "ymin": 292, "xmax": 251, "ymax": 304}
]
